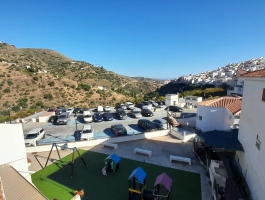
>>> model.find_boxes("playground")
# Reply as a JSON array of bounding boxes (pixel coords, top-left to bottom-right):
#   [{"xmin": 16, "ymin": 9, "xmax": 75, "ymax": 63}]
[{"xmin": 32, "ymin": 149, "xmax": 202, "ymax": 200}]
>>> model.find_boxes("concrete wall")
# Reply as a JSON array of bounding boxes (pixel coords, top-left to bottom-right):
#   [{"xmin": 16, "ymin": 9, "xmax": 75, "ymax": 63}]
[
  {"xmin": 26, "ymin": 129, "xmax": 170, "ymax": 153},
  {"xmin": 196, "ymin": 106, "xmax": 233, "ymax": 132},
  {"xmin": 236, "ymin": 78, "xmax": 265, "ymax": 200},
  {"xmin": 0, "ymin": 124, "xmax": 32, "ymax": 182}
]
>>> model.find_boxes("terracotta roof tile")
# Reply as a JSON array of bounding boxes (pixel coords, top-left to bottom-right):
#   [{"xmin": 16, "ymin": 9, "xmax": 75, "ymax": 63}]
[
  {"xmin": 198, "ymin": 96, "xmax": 242, "ymax": 115},
  {"xmin": 240, "ymin": 69, "xmax": 265, "ymax": 77},
  {"xmin": 0, "ymin": 164, "xmax": 48, "ymax": 200}
]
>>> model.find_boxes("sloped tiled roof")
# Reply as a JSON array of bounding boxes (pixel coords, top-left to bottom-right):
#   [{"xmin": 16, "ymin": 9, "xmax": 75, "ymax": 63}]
[
  {"xmin": 240, "ymin": 69, "xmax": 265, "ymax": 77},
  {"xmin": 198, "ymin": 97, "xmax": 242, "ymax": 115},
  {"xmin": 0, "ymin": 164, "xmax": 48, "ymax": 200}
]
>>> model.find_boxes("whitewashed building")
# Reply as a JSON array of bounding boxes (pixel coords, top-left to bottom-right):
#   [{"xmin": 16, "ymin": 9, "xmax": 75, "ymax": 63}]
[
  {"xmin": 165, "ymin": 94, "xmax": 179, "ymax": 106},
  {"xmin": 184, "ymin": 96, "xmax": 202, "ymax": 108},
  {"xmin": 196, "ymin": 97, "xmax": 242, "ymax": 132},
  {"xmin": 0, "ymin": 124, "xmax": 32, "ymax": 182},
  {"xmin": 227, "ymin": 70, "xmax": 248, "ymax": 96},
  {"xmin": 236, "ymin": 69, "xmax": 265, "ymax": 200}
]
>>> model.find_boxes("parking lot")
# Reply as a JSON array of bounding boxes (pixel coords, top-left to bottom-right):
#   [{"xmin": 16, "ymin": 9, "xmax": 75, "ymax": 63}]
[{"xmin": 22, "ymin": 107, "xmax": 197, "ymax": 145}]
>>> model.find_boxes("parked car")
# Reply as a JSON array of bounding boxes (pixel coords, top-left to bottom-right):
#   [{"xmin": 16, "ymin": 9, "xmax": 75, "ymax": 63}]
[
  {"xmin": 93, "ymin": 112, "xmax": 103, "ymax": 122},
  {"xmin": 120, "ymin": 104, "xmax": 127, "ymax": 110},
  {"xmin": 82, "ymin": 108, "xmax": 89, "ymax": 113},
  {"xmin": 81, "ymin": 125, "xmax": 94, "ymax": 140},
  {"xmin": 73, "ymin": 107, "xmax": 82, "ymax": 114},
  {"xmin": 116, "ymin": 108, "xmax": 127, "ymax": 120},
  {"xmin": 148, "ymin": 100, "xmax": 158, "ymax": 107},
  {"xmin": 83, "ymin": 111, "xmax": 93, "ymax": 123},
  {"xmin": 57, "ymin": 112, "xmax": 69, "ymax": 125},
  {"xmin": 97, "ymin": 106, "xmax": 104, "ymax": 112},
  {"xmin": 142, "ymin": 105, "xmax": 153, "ymax": 110},
  {"xmin": 165, "ymin": 106, "xmax": 183, "ymax": 112},
  {"xmin": 135, "ymin": 103, "xmax": 145, "ymax": 109},
  {"xmin": 24, "ymin": 128, "xmax": 45, "ymax": 146},
  {"xmin": 55, "ymin": 108, "xmax": 66, "ymax": 116},
  {"xmin": 66, "ymin": 107, "xmax": 74, "ymax": 115},
  {"xmin": 143, "ymin": 101, "xmax": 153, "ymax": 106},
  {"xmin": 47, "ymin": 108, "xmax": 56, "ymax": 112},
  {"xmin": 103, "ymin": 112, "xmax": 113, "ymax": 121},
  {"xmin": 137, "ymin": 119, "xmax": 157, "ymax": 132},
  {"xmin": 125, "ymin": 102, "xmax": 134, "ymax": 110},
  {"xmin": 111, "ymin": 124, "xmax": 127, "ymax": 136},
  {"xmin": 141, "ymin": 109, "xmax": 154, "ymax": 117},
  {"xmin": 130, "ymin": 110, "xmax": 142, "ymax": 119},
  {"xmin": 104, "ymin": 106, "xmax": 111, "ymax": 112},
  {"xmin": 153, "ymin": 119, "xmax": 167, "ymax": 129}
]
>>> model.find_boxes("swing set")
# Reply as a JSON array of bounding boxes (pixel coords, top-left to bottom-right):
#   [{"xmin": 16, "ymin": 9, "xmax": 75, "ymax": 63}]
[{"xmin": 44, "ymin": 143, "xmax": 87, "ymax": 178}]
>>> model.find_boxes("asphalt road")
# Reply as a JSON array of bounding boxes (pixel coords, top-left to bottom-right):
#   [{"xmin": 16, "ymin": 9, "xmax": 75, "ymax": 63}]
[{"xmin": 22, "ymin": 107, "xmax": 197, "ymax": 145}]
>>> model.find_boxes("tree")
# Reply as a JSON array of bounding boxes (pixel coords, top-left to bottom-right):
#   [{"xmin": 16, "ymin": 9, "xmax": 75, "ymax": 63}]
[{"xmin": 36, "ymin": 100, "xmax": 44, "ymax": 107}]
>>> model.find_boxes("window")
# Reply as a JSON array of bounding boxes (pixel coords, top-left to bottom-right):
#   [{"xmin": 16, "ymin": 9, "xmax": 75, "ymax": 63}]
[
  {"xmin": 256, "ymin": 135, "xmax": 261, "ymax": 150},
  {"xmin": 262, "ymin": 88, "xmax": 265, "ymax": 101},
  {"xmin": 199, "ymin": 116, "xmax": 202, "ymax": 120}
]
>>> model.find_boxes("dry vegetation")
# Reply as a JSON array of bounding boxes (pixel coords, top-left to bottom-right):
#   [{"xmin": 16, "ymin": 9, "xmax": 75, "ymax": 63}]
[{"xmin": 0, "ymin": 42, "xmax": 162, "ymax": 113}]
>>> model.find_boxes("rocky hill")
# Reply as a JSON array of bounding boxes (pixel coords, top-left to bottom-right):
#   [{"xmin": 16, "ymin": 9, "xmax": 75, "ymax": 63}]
[{"xmin": 0, "ymin": 42, "xmax": 162, "ymax": 111}]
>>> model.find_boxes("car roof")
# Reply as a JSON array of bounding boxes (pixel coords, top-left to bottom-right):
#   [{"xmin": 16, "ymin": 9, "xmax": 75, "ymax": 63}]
[
  {"xmin": 114, "ymin": 124, "xmax": 124, "ymax": 128},
  {"xmin": 27, "ymin": 128, "xmax": 42, "ymax": 134},
  {"xmin": 83, "ymin": 111, "xmax": 91, "ymax": 114},
  {"xmin": 83, "ymin": 125, "xmax": 92, "ymax": 130}
]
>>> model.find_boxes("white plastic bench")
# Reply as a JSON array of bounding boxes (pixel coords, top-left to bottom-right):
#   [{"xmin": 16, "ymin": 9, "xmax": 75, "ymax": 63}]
[
  {"xmin": 101, "ymin": 142, "xmax": 118, "ymax": 149},
  {"xmin": 134, "ymin": 148, "xmax": 152, "ymax": 157},
  {"xmin": 170, "ymin": 155, "xmax": 191, "ymax": 165}
]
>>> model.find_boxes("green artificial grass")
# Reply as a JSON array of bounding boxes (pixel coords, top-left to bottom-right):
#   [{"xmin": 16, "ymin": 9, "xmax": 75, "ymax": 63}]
[{"xmin": 32, "ymin": 150, "xmax": 201, "ymax": 200}]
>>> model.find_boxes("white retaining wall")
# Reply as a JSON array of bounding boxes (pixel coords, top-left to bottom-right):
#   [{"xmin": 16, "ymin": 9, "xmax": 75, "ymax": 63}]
[{"xmin": 26, "ymin": 129, "xmax": 170, "ymax": 153}]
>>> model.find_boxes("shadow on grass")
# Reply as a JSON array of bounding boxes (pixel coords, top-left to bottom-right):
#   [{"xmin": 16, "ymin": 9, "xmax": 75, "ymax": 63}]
[{"xmin": 32, "ymin": 150, "xmax": 201, "ymax": 200}]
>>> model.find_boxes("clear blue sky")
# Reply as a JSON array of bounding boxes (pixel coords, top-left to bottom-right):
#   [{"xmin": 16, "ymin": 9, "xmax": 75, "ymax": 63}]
[{"xmin": 1, "ymin": 0, "xmax": 265, "ymax": 79}]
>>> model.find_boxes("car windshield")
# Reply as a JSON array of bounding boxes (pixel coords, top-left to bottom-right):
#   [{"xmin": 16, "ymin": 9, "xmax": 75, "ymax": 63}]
[
  {"xmin": 133, "ymin": 111, "xmax": 140, "ymax": 114},
  {"xmin": 67, "ymin": 108, "xmax": 72, "ymax": 111},
  {"xmin": 59, "ymin": 115, "xmax": 66, "ymax": 118},
  {"xmin": 84, "ymin": 115, "xmax": 91, "ymax": 118},
  {"xmin": 25, "ymin": 134, "xmax": 38, "ymax": 139},
  {"xmin": 83, "ymin": 129, "xmax": 92, "ymax": 133}
]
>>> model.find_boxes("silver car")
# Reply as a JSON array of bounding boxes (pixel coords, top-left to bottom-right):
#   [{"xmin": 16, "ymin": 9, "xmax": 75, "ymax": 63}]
[
  {"xmin": 130, "ymin": 110, "xmax": 142, "ymax": 119},
  {"xmin": 57, "ymin": 112, "xmax": 69, "ymax": 125}
]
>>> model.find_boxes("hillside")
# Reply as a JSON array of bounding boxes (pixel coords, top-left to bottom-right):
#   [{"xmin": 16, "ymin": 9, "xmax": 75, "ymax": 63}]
[{"xmin": 0, "ymin": 42, "xmax": 162, "ymax": 111}]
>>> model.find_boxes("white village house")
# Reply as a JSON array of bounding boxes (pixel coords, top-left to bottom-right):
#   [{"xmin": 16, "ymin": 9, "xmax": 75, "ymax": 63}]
[
  {"xmin": 235, "ymin": 69, "xmax": 265, "ymax": 200},
  {"xmin": 165, "ymin": 94, "xmax": 202, "ymax": 109},
  {"xmin": 196, "ymin": 97, "xmax": 242, "ymax": 132}
]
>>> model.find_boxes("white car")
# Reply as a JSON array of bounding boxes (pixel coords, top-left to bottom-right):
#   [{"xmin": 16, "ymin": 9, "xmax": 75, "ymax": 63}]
[
  {"xmin": 66, "ymin": 107, "xmax": 74, "ymax": 115},
  {"xmin": 125, "ymin": 102, "xmax": 134, "ymax": 110},
  {"xmin": 142, "ymin": 105, "xmax": 153, "ymax": 110},
  {"xmin": 81, "ymin": 125, "xmax": 94, "ymax": 140},
  {"xmin": 83, "ymin": 111, "xmax": 93, "ymax": 123},
  {"xmin": 24, "ymin": 128, "xmax": 45, "ymax": 146},
  {"xmin": 104, "ymin": 106, "xmax": 111, "ymax": 112}
]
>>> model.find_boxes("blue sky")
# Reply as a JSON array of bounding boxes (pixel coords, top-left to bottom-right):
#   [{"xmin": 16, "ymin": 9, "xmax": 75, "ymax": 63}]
[{"xmin": 1, "ymin": 0, "xmax": 265, "ymax": 79}]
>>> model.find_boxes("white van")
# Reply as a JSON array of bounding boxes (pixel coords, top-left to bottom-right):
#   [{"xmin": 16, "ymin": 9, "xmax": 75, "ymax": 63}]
[
  {"xmin": 83, "ymin": 111, "xmax": 92, "ymax": 123},
  {"xmin": 81, "ymin": 125, "xmax": 94, "ymax": 140},
  {"xmin": 97, "ymin": 105, "xmax": 103, "ymax": 112}
]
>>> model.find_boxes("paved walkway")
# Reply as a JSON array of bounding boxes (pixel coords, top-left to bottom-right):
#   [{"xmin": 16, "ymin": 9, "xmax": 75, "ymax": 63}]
[{"xmin": 27, "ymin": 135, "xmax": 212, "ymax": 200}]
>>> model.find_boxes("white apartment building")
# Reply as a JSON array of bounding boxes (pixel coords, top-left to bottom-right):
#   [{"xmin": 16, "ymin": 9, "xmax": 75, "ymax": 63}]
[
  {"xmin": 227, "ymin": 70, "xmax": 248, "ymax": 96},
  {"xmin": 236, "ymin": 69, "xmax": 265, "ymax": 200},
  {"xmin": 196, "ymin": 97, "xmax": 242, "ymax": 132},
  {"xmin": 184, "ymin": 96, "xmax": 202, "ymax": 108}
]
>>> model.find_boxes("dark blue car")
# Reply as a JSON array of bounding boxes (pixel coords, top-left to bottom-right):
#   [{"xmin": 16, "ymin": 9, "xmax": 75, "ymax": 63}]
[
  {"xmin": 93, "ymin": 112, "xmax": 103, "ymax": 122},
  {"xmin": 153, "ymin": 119, "xmax": 167, "ymax": 129},
  {"xmin": 103, "ymin": 112, "xmax": 113, "ymax": 121}
]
